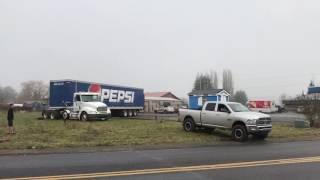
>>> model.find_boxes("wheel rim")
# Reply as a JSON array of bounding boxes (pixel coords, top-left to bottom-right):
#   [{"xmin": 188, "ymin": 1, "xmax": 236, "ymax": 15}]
[
  {"xmin": 185, "ymin": 121, "xmax": 192, "ymax": 131},
  {"xmin": 82, "ymin": 113, "xmax": 87, "ymax": 121},
  {"xmin": 63, "ymin": 112, "xmax": 68, "ymax": 119},
  {"xmin": 235, "ymin": 129, "xmax": 243, "ymax": 139},
  {"xmin": 50, "ymin": 113, "xmax": 55, "ymax": 119},
  {"xmin": 43, "ymin": 113, "xmax": 47, "ymax": 119},
  {"xmin": 124, "ymin": 111, "xmax": 128, "ymax": 117}
]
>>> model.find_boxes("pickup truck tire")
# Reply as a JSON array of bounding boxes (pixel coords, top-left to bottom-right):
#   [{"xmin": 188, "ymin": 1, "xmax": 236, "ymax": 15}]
[
  {"xmin": 232, "ymin": 125, "xmax": 248, "ymax": 142},
  {"xmin": 80, "ymin": 112, "xmax": 88, "ymax": 121},
  {"xmin": 183, "ymin": 118, "xmax": 196, "ymax": 132}
]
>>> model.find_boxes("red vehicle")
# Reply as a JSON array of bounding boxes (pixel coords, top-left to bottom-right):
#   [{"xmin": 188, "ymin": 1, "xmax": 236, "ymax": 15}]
[{"xmin": 248, "ymin": 100, "xmax": 278, "ymax": 113}]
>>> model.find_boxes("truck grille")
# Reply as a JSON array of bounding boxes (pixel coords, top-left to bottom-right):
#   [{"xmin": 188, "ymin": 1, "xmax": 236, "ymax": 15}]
[
  {"xmin": 257, "ymin": 118, "xmax": 272, "ymax": 125},
  {"xmin": 97, "ymin": 107, "xmax": 108, "ymax": 112}
]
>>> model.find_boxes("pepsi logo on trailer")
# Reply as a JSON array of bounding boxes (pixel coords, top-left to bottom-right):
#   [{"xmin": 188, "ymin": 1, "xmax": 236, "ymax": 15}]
[{"xmin": 88, "ymin": 84, "xmax": 135, "ymax": 103}]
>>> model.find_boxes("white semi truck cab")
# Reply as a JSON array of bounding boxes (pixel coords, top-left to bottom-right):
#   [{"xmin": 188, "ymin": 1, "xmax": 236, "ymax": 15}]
[{"xmin": 42, "ymin": 92, "xmax": 111, "ymax": 121}]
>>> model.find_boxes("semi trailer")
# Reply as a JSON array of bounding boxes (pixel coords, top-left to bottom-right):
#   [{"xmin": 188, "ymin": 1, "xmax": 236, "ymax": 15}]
[{"xmin": 42, "ymin": 80, "xmax": 144, "ymax": 120}]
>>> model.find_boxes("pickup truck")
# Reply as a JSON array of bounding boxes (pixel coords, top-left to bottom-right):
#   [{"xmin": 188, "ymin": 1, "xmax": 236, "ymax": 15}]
[{"xmin": 179, "ymin": 101, "xmax": 272, "ymax": 142}]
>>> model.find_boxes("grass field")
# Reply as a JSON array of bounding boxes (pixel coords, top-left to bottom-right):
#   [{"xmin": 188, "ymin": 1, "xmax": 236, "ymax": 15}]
[{"xmin": 0, "ymin": 112, "xmax": 320, "ymax": 150}]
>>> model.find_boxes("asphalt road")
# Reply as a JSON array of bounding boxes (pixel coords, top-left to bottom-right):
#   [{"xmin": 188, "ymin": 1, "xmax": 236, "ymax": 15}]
[{"xmin": 1, "ymin": 141, "xmax": 320, "ymax": 179}]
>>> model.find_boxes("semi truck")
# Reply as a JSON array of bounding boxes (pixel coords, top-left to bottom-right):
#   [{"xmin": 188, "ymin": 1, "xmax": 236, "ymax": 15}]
[{"xmin": 42, "ymin": 80, "xmax": 145, "ymax": 120}]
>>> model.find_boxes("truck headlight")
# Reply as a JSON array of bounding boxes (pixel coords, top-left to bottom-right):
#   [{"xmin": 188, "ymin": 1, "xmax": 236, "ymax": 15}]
[{"xmin": 247, "ymin": 119, "xmax": 257, "ymax": 125}]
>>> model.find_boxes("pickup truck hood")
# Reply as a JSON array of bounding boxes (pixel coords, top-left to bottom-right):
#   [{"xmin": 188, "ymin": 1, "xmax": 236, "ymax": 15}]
[{"xmin": 232, "ymin": 111, "xmax": 270, "ymax": 120}]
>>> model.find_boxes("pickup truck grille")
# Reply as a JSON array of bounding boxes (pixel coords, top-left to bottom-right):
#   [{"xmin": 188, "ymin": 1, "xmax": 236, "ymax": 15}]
[
  {"xmin": 97, "ymin": 107, "xmax": 108, "ymax": 112},
  {"xmin": 257, "ymin": 118, "xmax": 272, "ymax": 125}
]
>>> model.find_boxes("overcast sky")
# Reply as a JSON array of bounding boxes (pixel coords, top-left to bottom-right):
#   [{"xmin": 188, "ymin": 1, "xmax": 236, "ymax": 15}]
[{"xmin": 1, "ymin": 0, "xmax": 320, "ymax": 100}]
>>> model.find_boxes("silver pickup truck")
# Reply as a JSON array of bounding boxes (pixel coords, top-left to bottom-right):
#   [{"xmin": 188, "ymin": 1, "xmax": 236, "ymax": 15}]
[{"xmin": 179, "ymin": 101, "xmax": 272, "ymax": 142}]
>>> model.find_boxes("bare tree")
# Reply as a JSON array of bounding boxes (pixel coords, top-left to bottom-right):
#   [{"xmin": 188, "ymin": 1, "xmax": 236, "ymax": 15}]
[
  {"xmin": 0, "ymin": 86, "xmax": 18, "ymax": 103},
  {"xmin": 17, "ymin": 81, "xmax": 48, "ymax": 102},
  {"xmin": 233, "ymin": 90, "xmax": 248, "ymax": 105},
  {"xmin": 223, "ymin": 69, "xmax": 234, "ymax": 96}
]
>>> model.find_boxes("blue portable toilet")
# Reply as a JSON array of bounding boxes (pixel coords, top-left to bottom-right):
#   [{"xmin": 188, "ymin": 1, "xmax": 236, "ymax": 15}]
[{"xmin": 188, "ymin": 89, "xmax": 231, "ymax": 110}]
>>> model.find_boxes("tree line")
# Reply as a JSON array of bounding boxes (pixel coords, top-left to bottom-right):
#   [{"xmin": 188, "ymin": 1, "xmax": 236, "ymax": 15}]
[
  {"xmin": 0, "ymin": 81, "xmax": 48, "ymax": 104},
  {"xmin": 193, "ymin": 69, "xmax": 248, "ymax": 105}
]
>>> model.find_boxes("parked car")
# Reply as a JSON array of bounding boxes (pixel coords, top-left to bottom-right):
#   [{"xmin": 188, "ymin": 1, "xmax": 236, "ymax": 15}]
[
  {"xmin": 179, "ymin": 101, "xmax": 272, "ymax": 142},
  {"xmin": 154, "ymin": 106, "xmax": 175, "ymax": 113}
]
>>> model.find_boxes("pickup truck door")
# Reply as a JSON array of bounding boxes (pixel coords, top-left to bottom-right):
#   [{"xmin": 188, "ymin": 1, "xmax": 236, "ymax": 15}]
[
  {"xmin": 215, "ymin": 103, "xmax": 232, "ymax": 128},
  {"xmin": 201, "ymin": 103, "xmax": 219, "ymax": 126}
]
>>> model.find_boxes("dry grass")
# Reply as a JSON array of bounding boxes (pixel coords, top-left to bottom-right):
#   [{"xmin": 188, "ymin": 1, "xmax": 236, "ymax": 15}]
[{"xmin": 0, "ymin": 112, "xmax": 319, "ymax": 150}]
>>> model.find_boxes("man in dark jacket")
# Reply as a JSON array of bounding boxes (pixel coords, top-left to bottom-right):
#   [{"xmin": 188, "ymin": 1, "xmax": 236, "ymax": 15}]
[{"xmin": 7, "ymin": 104, "xmax": 15, "ymax": 134}]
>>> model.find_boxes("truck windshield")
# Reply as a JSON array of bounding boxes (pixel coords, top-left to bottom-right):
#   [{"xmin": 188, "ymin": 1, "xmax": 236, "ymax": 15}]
[
  {"xmin": 228, "ymin": 103, "xmax": 250, "ymax": 112},
  {"xmin": 81, "ymin": 95, "xmax": 101, "ymax": 102}
]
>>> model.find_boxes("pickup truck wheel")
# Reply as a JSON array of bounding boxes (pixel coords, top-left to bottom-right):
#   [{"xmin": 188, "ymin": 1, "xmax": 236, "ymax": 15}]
[
  {"xmin": 80, "ymin": 112, "xmax": 88, "ymax": 121},
  {"xmin": 232, "ymin": 125, "xmax": 248, "ymax": 142},
  {"xmin": 183, "ymin": 118, "xmax": 196, "ymax": 132}
]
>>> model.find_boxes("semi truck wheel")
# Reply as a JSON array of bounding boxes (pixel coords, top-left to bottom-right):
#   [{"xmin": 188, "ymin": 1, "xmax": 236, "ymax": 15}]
[
  {"xmin": 42, "ymin": 112, "xmax": 48, "ymax": 120},
  {"xmin": 80, "ymin": 112, "xmax": 88, "ymax": 121},
  {"xmin": 50, "ymin": 112, "xmax": 56, "ymax": 120},
  {"xmin": 62, "ymin": 111, "xmax": 69, "ymax": 120},
  {"xmin": 183, "ymin": 118, "xmax": 196, "ymax": 132},
  {"xmin": 232, "ymin": 125, "xmax": 248, "ymax": 142}
]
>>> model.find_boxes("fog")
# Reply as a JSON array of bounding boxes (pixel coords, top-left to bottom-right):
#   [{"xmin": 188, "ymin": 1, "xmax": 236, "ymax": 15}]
[{"xmin": 1, "ymin": 0, "xmax": 320, "ymax": 100}]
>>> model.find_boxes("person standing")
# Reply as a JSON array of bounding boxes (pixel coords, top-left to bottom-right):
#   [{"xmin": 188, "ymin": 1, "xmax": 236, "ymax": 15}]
[{"xmin": 7, "ymin": 104, "xmax": 15, "ymax": 134}]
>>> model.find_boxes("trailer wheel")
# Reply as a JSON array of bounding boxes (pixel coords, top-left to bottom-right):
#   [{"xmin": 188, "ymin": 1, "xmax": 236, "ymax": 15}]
[
  {"xmin": 128, "ymin": 110, "xmax": 133, "ymax": 117},
  {"xmin": 122, "ymin": 110, "xmax": 128, "ymax": 117},
  {"xmin": 50, "ymin": 112, "xmax": 56, "ymax": 120},
  {"xmin": 62, "ymin": 111, "xmax": 69, "ymax": 120},
  {"xmin": 133, "ymin": 111, "xmax": 137, "ymax": 117},
  {"xmin": 80, "ymin": 112, "xmax": 88, "ymax": 121}
]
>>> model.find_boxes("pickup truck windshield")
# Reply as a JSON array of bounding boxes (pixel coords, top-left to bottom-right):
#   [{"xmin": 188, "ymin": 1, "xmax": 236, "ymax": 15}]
[
  {"xmin": 81, "ymin": 95, "xmax": 101, "ymax": 102},
  {"xmin": 228, "ymin": 103, "xmax": 250, "ymax": 112}
]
